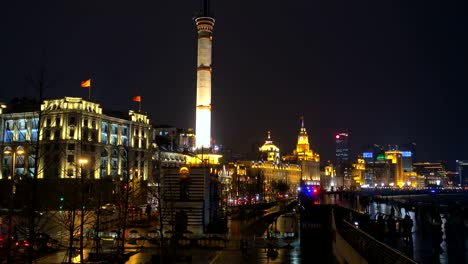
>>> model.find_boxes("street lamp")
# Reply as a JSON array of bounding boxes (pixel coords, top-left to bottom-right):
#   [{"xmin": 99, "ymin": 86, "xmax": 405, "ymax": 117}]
[
  {"xmin": 78, "ymin": 158, "xmax": 88, "ymax": 264},
  {"xmin": 3, "ymin": 146, "xmax": 25, "ymax": 264}
]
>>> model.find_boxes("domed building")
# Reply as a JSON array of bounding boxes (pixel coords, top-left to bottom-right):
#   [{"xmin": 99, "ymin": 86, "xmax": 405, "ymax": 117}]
[{"xmin": 259, "ymin": 131, "xmax": 280, "ymax": 163}]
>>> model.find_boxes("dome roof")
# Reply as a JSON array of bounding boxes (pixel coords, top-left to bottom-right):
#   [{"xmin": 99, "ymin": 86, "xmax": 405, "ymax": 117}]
[{"xmin": 259, "ymin": 131, "xmax": 279, "ymax": 152}]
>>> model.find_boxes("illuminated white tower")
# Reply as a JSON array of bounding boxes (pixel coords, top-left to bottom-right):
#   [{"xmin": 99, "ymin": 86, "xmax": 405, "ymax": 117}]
[{"xmin": 195, "ymin": 0, "xmax": 215, "ymax": 149}]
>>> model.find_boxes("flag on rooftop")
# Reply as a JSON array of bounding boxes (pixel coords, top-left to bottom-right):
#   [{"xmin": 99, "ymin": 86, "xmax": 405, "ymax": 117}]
[
  {"xmin": 133, "ymin": 96, "xmax": 141, "ymax": 102},
  {"xmin": 80, "ymin": 79, "xmax": 91, "ymax": 88}
]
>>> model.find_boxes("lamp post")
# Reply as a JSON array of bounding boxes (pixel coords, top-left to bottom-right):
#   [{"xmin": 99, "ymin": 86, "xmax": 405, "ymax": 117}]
[
  {"xmin": 78, "ymin": 158, "xmax": 88, "ymax": 264},
  {"xmin": 4, "ymin": 147, "xmax": 25, "ymax": 264}
]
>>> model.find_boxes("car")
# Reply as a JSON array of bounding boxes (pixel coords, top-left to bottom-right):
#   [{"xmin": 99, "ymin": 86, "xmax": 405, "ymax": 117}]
[
  {"xmin": 100, "ymin": 203, "xmax": 116, "ymax": 215},
  {"xmin": 15, "ymin": 233, "xmax": 58, "ymax": 255}
]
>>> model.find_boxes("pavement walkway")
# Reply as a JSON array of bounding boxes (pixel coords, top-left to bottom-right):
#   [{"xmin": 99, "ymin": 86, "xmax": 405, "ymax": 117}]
[{"xmin": 324, "ymin": 194, "xmax": 468, "ymax": 264}]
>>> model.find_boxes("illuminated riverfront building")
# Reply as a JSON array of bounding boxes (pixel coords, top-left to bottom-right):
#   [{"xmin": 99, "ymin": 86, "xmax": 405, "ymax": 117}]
[
  {"xmin": 385, "ymin": 150, "xmax": 404, "ymax": 186},
  {"xmin": 413, "ymin": 162, "xmax": 447, "ymax": 187},
  {"xmin": 0, "ymin": 97, "xmax": 152, "ymax": 181},
  {"xmin": 259, "ymin": 131, "xmax": 280, "ymax": 163},
  {"xmin": 456, "ymin": 160, "xmax": 468, "ymax": 187},
  {"xmin": 284, "ymin": 117, "xmax": 320, "ymax": 184},
  {"xmin": 351, "ymin": 157, "xmax": 366, "ymax": 186}
]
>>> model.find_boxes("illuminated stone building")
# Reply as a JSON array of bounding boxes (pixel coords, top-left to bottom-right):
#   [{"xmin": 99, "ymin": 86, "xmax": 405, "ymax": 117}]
[
  {"xmin": 351, "ymin": 157, "xmax": 365, "ymax": 187},
  {"xmin": 0, "ymin": 97, "xmax": 152, "ymax": 181},
  {"xmin": 413, "ymin": 162, "xmax": 447, "ymax": 187},
  {"xmin": 259, "ymin": 131, "xmax": 280, "ymax": 163},
  {"xmin": 157, "ymin": 151, "xmax": 223, "ymax": 235},
  {"xmin": 385, "ymin": 150, "xmax": 404, "ymax": 186},
  {"xmin": 284, "ymin": 117, "xmax": 320, "ymax": 185},
  {"xmin": 321, "ymin": 162, "xmax": 337, "ymax": 191},
  {"xmin": 363, "ymin": 157, "xmax": 392, "ymax": 187}
]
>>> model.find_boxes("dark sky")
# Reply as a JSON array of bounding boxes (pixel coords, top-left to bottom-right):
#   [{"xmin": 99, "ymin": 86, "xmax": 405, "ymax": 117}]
[{"xmin": 1, "ymin": 0, "xmax": 467, "ymax": 163}]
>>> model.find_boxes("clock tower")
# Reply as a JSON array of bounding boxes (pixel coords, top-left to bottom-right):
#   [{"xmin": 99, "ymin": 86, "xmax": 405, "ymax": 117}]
[{"xmin": 294, "ymin": 117, "xmax": 319, "ymax": 162}]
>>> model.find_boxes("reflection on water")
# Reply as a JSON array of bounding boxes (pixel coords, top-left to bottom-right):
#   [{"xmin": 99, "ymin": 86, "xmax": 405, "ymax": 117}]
[{"xmin": 228, "ymin": 212, "xmax": 303, "ymax": 264}]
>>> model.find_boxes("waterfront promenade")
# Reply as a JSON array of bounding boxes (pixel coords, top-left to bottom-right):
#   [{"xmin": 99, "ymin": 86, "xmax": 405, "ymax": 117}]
[{"xmin": 324, "ymin": 193, "xmax": 468, "ymax": 264}]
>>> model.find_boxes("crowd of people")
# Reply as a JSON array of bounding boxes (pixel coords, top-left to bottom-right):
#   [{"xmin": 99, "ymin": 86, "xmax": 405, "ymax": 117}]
[{"xmin": 337, "ymin": 192, "xmax": 467, "ymax": 256}]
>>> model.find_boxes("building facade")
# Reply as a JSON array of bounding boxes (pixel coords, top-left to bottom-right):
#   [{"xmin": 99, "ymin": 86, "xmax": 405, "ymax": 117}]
[{"xmin": 1, "ymin": 97, "xmax": 152, "ymax": 181}]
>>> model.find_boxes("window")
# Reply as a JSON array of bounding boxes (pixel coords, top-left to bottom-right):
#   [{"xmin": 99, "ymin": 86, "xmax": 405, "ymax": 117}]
[
  {"xmin": 44, "ymin": 129, "xmax": 51, "ymax": 139},
  {"xmin": 67, "ymin": 169, "xmax": 74, "ymax": 176},
  {"xmin": 68, "ymin": 144, "xmax": 75, "ymax": 150},
  {"xmin": 67, "ymin": 155, "xmax": 74, "ymax": 163},
  {"xmin": 46, "ymin": 118, "xmax": 51, "ymax": 126},
  {"xmin": 56, "ymin": 117, "xmax": 61, "ymax": 126},
  {"xmin": 18, "ymin": 120, "xmax": 26, "ymax": 130},
  {"xmin": 84, "ymin": 119, "xmax": 88, "ymax": 127},
  {"xmin": 69, "ymin": 117, "xmax": 76, "ymax": 126},
  {"xmin": 30, "ymin": 129, "xmax": 38, "ymax": 142},
  {"xmin": 18, "ymin": 131, "xmax": 26, "ymax": 142},
  {"xmin": 111, "ymin": 124, "xmax": 118, "ymax": 134},
  {"xmin": 92, "ymin": 120, "xmax": 96, "ymax": 128},
  {"xmin": 31, "ymin": 118, "xmax": 39, "ymax": 129},
  {"xmin": 54, "ymin": 130, "xmax": 60, "ymax": 140},
  {"xmin": 69, "ymin": 129, "xmax": 75, "ymax": 138}
]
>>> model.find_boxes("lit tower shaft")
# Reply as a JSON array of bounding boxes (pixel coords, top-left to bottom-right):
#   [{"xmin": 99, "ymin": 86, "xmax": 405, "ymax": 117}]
[{"xmin": 195, "ymin": 0, "xmax": 215, "ymax": 149}]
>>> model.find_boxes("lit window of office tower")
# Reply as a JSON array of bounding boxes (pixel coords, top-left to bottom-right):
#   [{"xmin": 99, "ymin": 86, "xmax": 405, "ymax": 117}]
[{"xmin": 335, "ymin": 133, "xmax": 350, "ymax": 163}]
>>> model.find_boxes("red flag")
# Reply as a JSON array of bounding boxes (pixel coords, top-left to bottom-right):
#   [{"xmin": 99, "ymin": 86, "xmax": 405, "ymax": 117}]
[
  {"xmin": 80, "ymin": 79, "xmax": 91, "ymax": 88},
  {"xmin": 133, "ymin": 96, "xmax": 141, "ymax": 102}
]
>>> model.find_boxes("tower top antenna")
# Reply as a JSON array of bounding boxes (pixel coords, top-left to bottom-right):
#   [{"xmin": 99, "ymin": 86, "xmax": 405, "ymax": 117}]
[{"xmin": 201, "ymin": 0, "xmax": 211, "ymax": 17}]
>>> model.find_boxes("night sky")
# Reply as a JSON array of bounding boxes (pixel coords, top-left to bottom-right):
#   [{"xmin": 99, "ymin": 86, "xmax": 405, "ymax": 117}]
[{"xmin": 2, "ymin": 1, "xmax": 467, "ymax": 164}]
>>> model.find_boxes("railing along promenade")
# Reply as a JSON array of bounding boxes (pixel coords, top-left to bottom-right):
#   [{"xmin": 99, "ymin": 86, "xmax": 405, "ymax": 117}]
[{"xmin": 334, "ymin": 205, "xmax": 418, "ymax": 264}]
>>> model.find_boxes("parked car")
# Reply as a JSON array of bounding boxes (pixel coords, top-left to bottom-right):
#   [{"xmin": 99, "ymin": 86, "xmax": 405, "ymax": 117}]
[{"xmin": 15, "ymin": 233, "xmax": 58, "ymax": 255}]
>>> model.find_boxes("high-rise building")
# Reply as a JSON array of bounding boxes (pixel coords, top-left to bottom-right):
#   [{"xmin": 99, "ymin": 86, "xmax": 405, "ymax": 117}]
[
  {"xmin": 335, "ymin": 133, "xmax": 351, "ymax": 189},
  {"xmin": 335, "ymin": 133, "xmax": 350, "ymax": 163},
  {"xmin": 195, "ymin": 0, "xmax": 215, "ymax": 149},
  {"xmin": 456, "ymin": 160, "xmax": 468, "ymax": 187}
]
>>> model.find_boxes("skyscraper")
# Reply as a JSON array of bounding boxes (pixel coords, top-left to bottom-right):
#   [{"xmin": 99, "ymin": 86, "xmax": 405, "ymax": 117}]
[
  {"xmin": 335, "ymin": 133, "xmax": 350, "ymax": 163},
  {"xmin": 195, "ymin": 0, "xmax": 215, "ymax": 149},
  {"xmin": 335, "ymin": 133, "xmax": 351, "ymax": 189}
]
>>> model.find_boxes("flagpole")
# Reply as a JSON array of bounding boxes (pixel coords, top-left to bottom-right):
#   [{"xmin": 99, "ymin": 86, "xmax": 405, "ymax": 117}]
[{"xmin": 139, "ymin": 100, "xmax": 141, "ymax": 112}]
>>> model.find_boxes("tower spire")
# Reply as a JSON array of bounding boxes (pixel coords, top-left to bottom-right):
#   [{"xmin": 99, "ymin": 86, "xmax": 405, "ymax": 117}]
[
  {"xmin": 301, "ymin": 115, "xmax": 304, "ymax": 128},
  {"xmin": 201, "ymin": 0, "xmax": 211, "ymax": 17},
  {"xmin": 195, "ymin": 0, "xmax": 215, "ymax": 150}
]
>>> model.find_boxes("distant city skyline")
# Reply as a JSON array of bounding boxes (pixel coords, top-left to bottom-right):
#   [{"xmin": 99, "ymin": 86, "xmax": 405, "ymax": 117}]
[{"xmin": 1, "ymin": 1, "xmax": 466, "ymax": 163}]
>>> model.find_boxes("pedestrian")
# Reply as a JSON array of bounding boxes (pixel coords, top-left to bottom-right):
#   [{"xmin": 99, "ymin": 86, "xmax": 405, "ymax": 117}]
[
  {"xmin": 387, "ymin": 216, "xmax": 396, "ymax": 246},
  {"xmin": 376, "ymin": 214, "xmax": 385, "ymax": 241},
  {"xmin": 403, "ymin": 214, "xmax": 413, "ymax": 243},
  {"xmin": 146, "ymin": 204, "xmax": 152, "ymax": 221},
  {"xmin": 431, "ymin": 212, "xmax": 443, "ymax": 254},
  {"xmin": 390, "ymin": 206, "xmax": 395, "ymax": 217}
]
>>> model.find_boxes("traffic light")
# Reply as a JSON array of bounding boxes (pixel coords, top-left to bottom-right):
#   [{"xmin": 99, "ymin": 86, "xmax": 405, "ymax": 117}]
[{"xmin": 59, "ymin": 196, "xmax": 64, "ymax": 210}]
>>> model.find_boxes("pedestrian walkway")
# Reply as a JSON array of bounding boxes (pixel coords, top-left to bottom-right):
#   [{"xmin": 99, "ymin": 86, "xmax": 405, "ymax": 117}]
[{"xmin": 324, "ymin": 194, "xmax": 468, "ymax": 264}]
